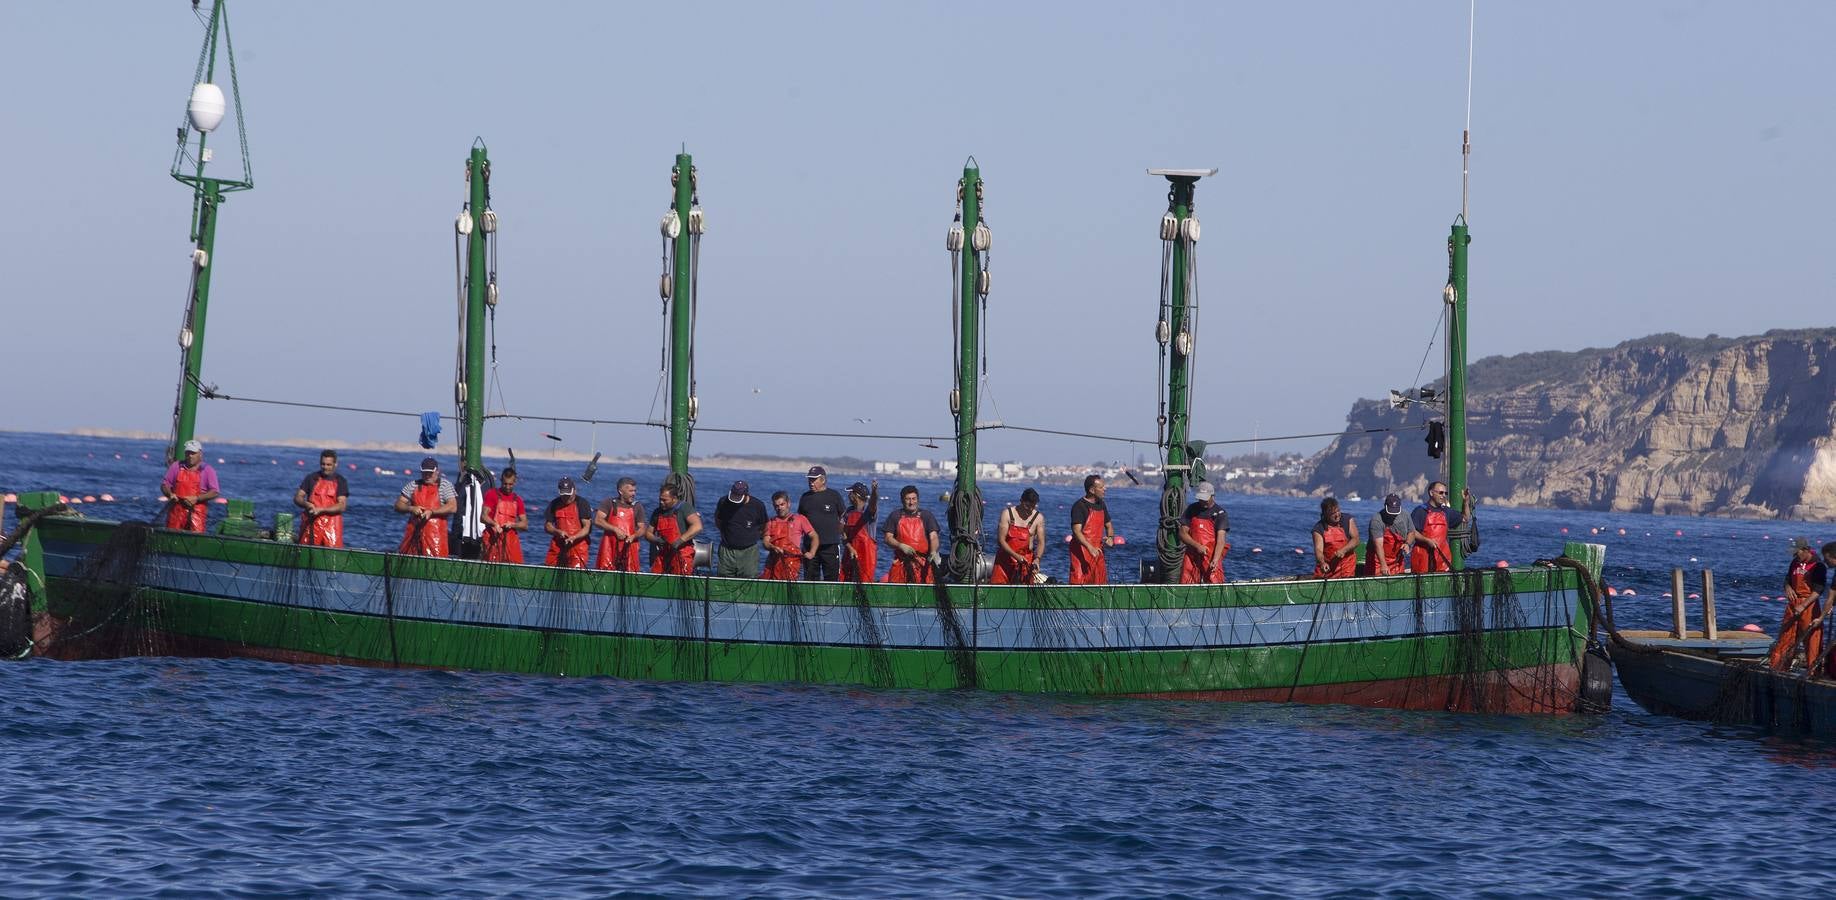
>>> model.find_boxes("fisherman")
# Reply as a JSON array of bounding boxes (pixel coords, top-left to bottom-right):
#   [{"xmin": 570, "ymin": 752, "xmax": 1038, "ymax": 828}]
[
  {"xmin": 797, "ymin": 465, "xmax": 847, "ymax": 581},
  {"xmin": 479, "ymin": 466, "xmax": 528, "ymax": 563},
  {"xmin": 714, "ymin": 480, "xmax": 768, "ymax": 578},
  {"xmin": 1410, "ymin": 481, "xmax": 1472, "ymax": 573},
  {"xmin": 842, "ymin": 480, "xmax": 880, "ymax": 583},
  {"xmin": 1178, "ymin": 481, "xmax": 1229, "ymax": 584},
  {"xmin": 1068, "ymin": 474, "xmax": 1114, "ymax": 585},
  {"xmin": 648, "ymin": 482, "xmax": 703, "ymax": 575},
  {"xmin": 293, "ymin": 449, "xmax": 349, "ymax": 547},
  {"xmin": 160, "ymin": 439, "xmax": 221, "ymax": 533},
  {"xmin": 881, "ymin": 485, "xmax": 941, "ymax": 584},
  {"xmin": 1767, "ymin": 537, "xmax": 1827, "ymax": 672},
  {"xmin": 593, "ymin": 477, "xmax": 647, "ymax": 571},
  {"xmin": 991, "ymin": 487, "xmax": 1046, "ymax": 585},
  {"xmin": 762, "ymin": 490, "xmax": 816, "ymax": 580},
  {"xmin": 1362, "ymin": 492, "xmax": 1420, "ymax": 576},
  {"xmin": 393, "ymin": 456, "xmax": 456, "ymax": 557},
  {"xmin": 1312, "ymin": 497, "xmax": 1360, "ymax": 579},
  {"xmin": 543, "ymin": 477, "xmax": 593, "ymax": 569},
  {"xmin": 1820, "ymin": 542, "xmax": 1836, "ymax": 678}
]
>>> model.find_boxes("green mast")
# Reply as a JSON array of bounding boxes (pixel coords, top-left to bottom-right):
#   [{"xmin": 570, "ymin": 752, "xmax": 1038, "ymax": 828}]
[
  {"xmin": 1149, "ymin": 168, "xmax": 1215, "ymax": 583},
  {"xmin": 947, "ymin": 162, "xmax": 989, "ymax": 581},
  {"xmin": 459, "ymin": 143, "xmax": 492, "ymax": 476},
  {"xmin": 663, "ymin": 152, "xmax": 703, "ymax": 502},
  {"xmin": 166, "ymin": 1, "xmax": 252, "ymax": 462},
  {"xmin": 1445, "ymin": 173, "xmax": 1471, "ymax": 568}
]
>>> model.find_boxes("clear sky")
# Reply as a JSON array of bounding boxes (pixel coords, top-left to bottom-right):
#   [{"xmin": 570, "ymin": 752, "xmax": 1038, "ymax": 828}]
[{"xmin": 5, "ymin": 2, "xmax": 1832, "ymax": 467}]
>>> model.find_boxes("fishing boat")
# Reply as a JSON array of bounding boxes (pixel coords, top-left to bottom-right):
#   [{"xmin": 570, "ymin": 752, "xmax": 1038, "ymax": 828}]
[{"xmin": 16, "ymin": 2, "xmax": 1611, "ymax": 715}]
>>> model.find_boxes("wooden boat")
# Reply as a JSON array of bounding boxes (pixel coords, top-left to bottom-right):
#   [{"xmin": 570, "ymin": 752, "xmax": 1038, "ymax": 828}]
[{"xmin": 15, "ymin": 1, "xmax": 1611, "ymax": 715}]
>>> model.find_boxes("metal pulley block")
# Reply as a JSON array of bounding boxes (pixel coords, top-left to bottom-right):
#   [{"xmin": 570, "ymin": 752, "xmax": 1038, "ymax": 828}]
[
  {"xmin": 687, "ymin": 207, "xmax": 706, "ymax": 234},
  {"xmin": 1160, "ymin": 213, "xmax": 1179, "ymax": 241},
  {"xmin": 455, "ymin": 212, "xmax": 474, "ymax": 236},
  {"xmin": 1156, "ymin": 320, "xmax": 1170, "ymax": 344},
  {"xmin": 455, "ymin": 381, "xmax": 468, "ymax": 404},
  {"xmin": 659, "ymin": 274, "xmax": 673, "ymax": 299},
  {"xmin": 1443, "ymin": 283, "xmax": 1457, "ymax": 305},
  {"xmin": 971, "ymin": 222, "xmax": 992, "ymax": 252},
  {"xmin": 479, "ymin": 210, "xmax": 498, "ymax": 233},
  {"xmin": 687, "ymin": 396, "xmax": 699, "ymax": 421},
  {"xmin": 976, "ymin": 269, "xmax": 990, "ymax": 296},
  {"xmin": 1175, "ymin": 332, "xmax": 1194, "ymax": 355},
  {"xmin": 948, "ymin": 389, "xmax": 960, "ymax": 415},
  {"xmin": 191, "ymin": 248, "xmax": 210, "ymax": 268},
  {"xmin": 178, "ymin": 327, "xmax": 193, "ymax": 349},
  {"xmin": 660, "ymin": 210, "xmax": 681, "ymax": 239},
  {"xmin": 1180, "ymin": 216, "xmax": 1201, "ymax": 242},
  {"xmin": 946, "ymin": 223, "xmax": 964, "ymax": 252},
  {"xmin": 485, "ymin": 281, "xmax": 499, "ymax": 307}
]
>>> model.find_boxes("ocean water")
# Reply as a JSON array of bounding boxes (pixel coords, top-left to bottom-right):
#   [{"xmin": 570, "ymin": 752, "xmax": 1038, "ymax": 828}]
[{"xmin": 3, "ymin": 431, "xmax": 1833, "ymax": 896}]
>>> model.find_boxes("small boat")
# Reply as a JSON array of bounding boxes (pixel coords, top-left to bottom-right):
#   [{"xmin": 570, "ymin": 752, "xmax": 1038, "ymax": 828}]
[
  {"xmin": 16, "ymin": 2, "xmax": 1611, "ymax": 715},
  {"xmin": 1610, "ymin": 616, "xmax": 1836, "ymax": 738}
]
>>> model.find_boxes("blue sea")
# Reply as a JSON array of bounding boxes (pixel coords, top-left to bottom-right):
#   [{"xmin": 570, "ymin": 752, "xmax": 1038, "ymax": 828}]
[{"xmin": 3, "ymin": 431, "xmax": 1833, "ymax": 897}]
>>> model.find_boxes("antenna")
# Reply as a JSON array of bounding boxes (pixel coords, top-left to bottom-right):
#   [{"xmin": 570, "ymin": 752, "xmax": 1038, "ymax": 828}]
[{"xmin": 1462, "ymin": 0, "xmax": 1475, "ymax": 220}]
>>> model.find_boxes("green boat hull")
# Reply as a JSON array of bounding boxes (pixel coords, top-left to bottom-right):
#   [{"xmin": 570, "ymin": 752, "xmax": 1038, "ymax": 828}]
[{"xmin": 31, "ymin": 517, "xmax": 1605, "ymax": 714}]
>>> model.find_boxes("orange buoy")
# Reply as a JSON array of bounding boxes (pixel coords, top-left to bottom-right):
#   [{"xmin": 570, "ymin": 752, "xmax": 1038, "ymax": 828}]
[{"xmin": 1606, "ymin": 586, "xmax": 1619, "ymax": 596}]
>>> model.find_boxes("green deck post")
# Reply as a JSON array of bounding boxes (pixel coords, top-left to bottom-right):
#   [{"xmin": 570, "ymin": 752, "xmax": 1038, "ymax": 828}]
[
  {"xmin": 953, "ymin": 165, "xmax": 984, "ymax": 577},
  {"xmin": 1151, "ymin": 169, "xmax": 1212, "ymax": 582},
  {"xmin": 1447, "ymin": 219, "xmax": 1470, "ymax": 569},
  {"xmin": 461, "ymin": 145, "xmax": 490, "ymax": 475},
  {"xmin": 668, "ymin": 152, "xmax": 695, "ymax": 489}
]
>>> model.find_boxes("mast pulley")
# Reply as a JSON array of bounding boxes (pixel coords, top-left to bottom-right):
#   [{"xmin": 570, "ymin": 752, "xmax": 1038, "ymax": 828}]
[
  {"xmin": 1160, "ymin": 213, "xmax": 1179, "ymax": 241},
  {"xmin": 971, "ymin": 222, "xmax": 992, "ymax": 252},
  {"xmin": 661, "ymin": 210, "xmax": 681, "ymax": 239},
  {"xmin": 1181, "ymin": 216, "xmax": 1201, "ymax": 242},
  {"xmin": 687, "ymin": 207, "xmax": 706, "ymax": 235},
  {"xmin": 945, "ymin": 220, "xmax": 964, "ymax": 251},
  {"xmin": 455, "ymin": 212, "xmax": 473, "ymax": 235},
  {"xmin": 659, "ymin": 274, "xmax": 672, "ymax": 300},
  {"xmin": 479, "ymin": 210, "xmax": 498, "ymax": 233}
]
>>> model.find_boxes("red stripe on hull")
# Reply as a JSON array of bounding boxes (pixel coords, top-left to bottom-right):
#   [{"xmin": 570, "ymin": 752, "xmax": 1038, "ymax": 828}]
[{"xmin": 1130, "ymin": 662, "xmax": 1582, "ymax": 715}]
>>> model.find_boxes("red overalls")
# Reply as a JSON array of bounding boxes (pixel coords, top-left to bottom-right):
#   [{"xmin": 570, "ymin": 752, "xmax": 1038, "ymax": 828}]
[
  {"xmin": 763, "ymin": 516, "xmax": 805, "ymax": 581},
  {"xmin": 1314, "ymin": 518, "xmax": 1357, "ymax": 579},
  {"xmin": 1180, "ymin": 511, "xmax": 1228, "ymax": 585},
  {"xmin": 1069, "ymin": 505, "xmax": 1108, "ymax": 585},
  {"xmin": 480, "ymin": 491, "xmax": 524, "ymax": 564},
  {"xmin": 843, "ymin": 508, "xmax": 877, "ymax": 583},
  {"xmin": 991, "ymin": 509, "xmax": 1038, "ymax": 585},
  {"xmin": 650, "ymin": 507, "xmax": 696, "ymax": 575},
  {"xmin": 596, "ymin": 501, "xmax": 641, "ymax": 571},
  {"xmin": 545, "ymin": 499, "xmax": 590, "ymax": 569},
  {"xmin": 1411, "ymin": 507, "xmax": 1453, "ymax": 573},
  {"xmin": 1769, "ymin": 555, "xmax": 1825, "ymax": 671},
  {"xmin": 883, "ymin": 513, "xmax": 934, "ymax": 584},
  {"xmin": 299, "ymin": 475, "xmax": 343, "ymax": 548},
  {"xmin": 165, "ymin": 465, "xmax": 209, "ymax": 533},
  {"xmin": 1363, "ymin": 519, "xmax": 1408, "ymax": 576},
  {"xmin": 398, "ymin": 482, "xmax": 448, "ymax": 557}
]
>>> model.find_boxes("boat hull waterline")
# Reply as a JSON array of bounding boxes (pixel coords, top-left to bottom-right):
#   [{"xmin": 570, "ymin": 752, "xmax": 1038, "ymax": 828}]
[{"xmin": 35, "ymin": 518, "xmax": 1603, "ymax": 715}]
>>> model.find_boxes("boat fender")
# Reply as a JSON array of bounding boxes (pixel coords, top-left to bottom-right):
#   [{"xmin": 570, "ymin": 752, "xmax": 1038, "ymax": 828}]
[
  {"xmin": 0, "ymin": 565, "xmax": 31, "ymax": 659},
  {"xmin": 1577, "ymin": 644, "xmax": 1613, "ymax": 714}
]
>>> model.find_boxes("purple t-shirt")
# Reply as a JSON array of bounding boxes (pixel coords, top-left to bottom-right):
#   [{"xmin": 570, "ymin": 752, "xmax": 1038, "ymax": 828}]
[{"xmin": 161, "ymin": 462, "xmax": 220, "ymax": 495}]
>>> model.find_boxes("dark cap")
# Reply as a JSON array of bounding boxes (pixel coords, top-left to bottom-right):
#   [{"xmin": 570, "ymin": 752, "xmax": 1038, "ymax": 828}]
[
  {"xmin": 848, "ymin": 481, "xmax": 870, "ymax": 497},
  {"xmin": 807, "ymin": 465, "xmax": 826, "ymax": 479},
  {"xmin": 1384, "ymin": 493, "xmax": 1403, "ymax": 514},
  {"xmin": 558, "ymin": 476, "xmax": 576, "ymax": 494},
  {"xmin": 729, "ymin": 480, "xmax": 749, "ymax": 501},
  {"xmin": 420, "ymin": 456, "xmax": 439, "ymax": 472},
  {"xmin": 1791, "ymin": 536, "xmax": 1811, "ymax": 551}
]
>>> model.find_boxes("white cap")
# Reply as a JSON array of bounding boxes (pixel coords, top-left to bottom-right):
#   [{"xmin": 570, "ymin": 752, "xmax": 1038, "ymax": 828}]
[
  {"xmin": 1194, "ymin": 481, "xmax": 1215, "ymax": 499},
  {"xmin": 182, "ymin": 440, "xmax": 203, "ymax": 454}
]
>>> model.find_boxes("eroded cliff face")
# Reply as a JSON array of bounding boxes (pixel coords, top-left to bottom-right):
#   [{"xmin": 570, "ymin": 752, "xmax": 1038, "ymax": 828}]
[{"xmin": 1306, "ymin": 330, "xmax": 1836, "ymax": 519}]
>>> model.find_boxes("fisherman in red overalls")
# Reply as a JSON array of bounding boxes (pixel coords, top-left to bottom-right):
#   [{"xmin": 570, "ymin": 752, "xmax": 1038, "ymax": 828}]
[
  {"xmin": 1410, "ymin": 481, "xmax": 1473, "ymax": 573},
  {"xmin": 1312, "ymin": 496, "xmax": 1360, "ymax": 579},
  {"xmin": 763, "ymin": 490, "xmax": 816, "ymax": 581},
  {"xmin": 543, "ymin": 477, "xmax": 593, "ymax": 569},
  {"xmin": 1178, "ymin": 481, "xmax": 1230, "ymax": 584},
  {"xmin": 841, "ymin": 480, "xmax": 880, "ymax": 583},
  {"xmin": 1768, "ymin": 537, "xmax": 1828, "ymax": 672},
  {"xmin": 293, "ymin": 449, "xmax": 349, "ymax": 547},
  {"xmin": 160, "ymin": 439, "xmax": 220, "ymax": 533},
  {"xmin": 393, "ymin": 457, "xmax": 456, "ymax": 557},
  {"xmin": 594, "ymin": 477, "xmax": 646, "ymax": 571},
  {"xmin": 648, "ymin": 482, "xmax": 703, "ymax": 575},
  {"xmin": 992, "ymin": 488, "xmax": 1046, "ymax": 585},
  {"xmin": 1068, "ymin": 475, "xmax": 1115, "ymax": 585},
  {"xmin": 479, "ymin": 466, "xmax": 528, "ymax": 563},
  {"xmin": 881, "ymin": 485, "xmax": 941, "ymax": 584},
  {"xmin": 1361, "ymin": 492, "xmax": 1420, "ymax": 576}
]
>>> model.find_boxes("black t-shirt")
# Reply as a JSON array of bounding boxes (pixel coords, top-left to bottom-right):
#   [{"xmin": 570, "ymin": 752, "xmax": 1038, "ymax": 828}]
[
  {"xmin": 715, "ymin": 496, "xmax": 769, "ymax": 549},
  {"xmin": 1181, "ymin": 501, "xmax": 1228, "ymax": 533},
  {"xmin": 1070, "ymin": 497, "xmax": 1108, "ymax": 530},
  {"xmin": 545, "ymin": 496, "xmax": 591, "ymax": 528},
  {"xmin": 297, "ymin": 472, "xmax": 350, "ymax": 498},
  {"xmin": 880, "ymin": 508, "xmax": 941, "ymax": 543},
  {"xmin": 799, "ymin": 488, "xmax": 847, "ymax": 544},
  {"xmin": 650, "ymin": 503, "xmax": 695, "ymax": 537}
]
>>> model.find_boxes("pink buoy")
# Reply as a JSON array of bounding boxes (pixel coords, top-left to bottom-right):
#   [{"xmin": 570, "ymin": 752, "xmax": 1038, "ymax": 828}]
[
  {"xmin": 1113, "ymin": 536, "xmax": 1127, "ymax": 546},
  {"xmin": 1512, "ymin": 524, "xmax": 1520, "ymax": 529},
  {"xmin": 141, "ymin": 453, "xmax": 150, "ymax": 459},
  {"xmin": 1606, "ymin": 586, "xmax": 1619, "ymax": 596},
  {"xmin": 114, "ymin": 453, "xmax": 122, "ymax": 460},
  {"xmin": 296, "ymin": 460, "xmax": 305, "ymax": 466},
  {"xmin": 213, "ymin": 497, "xmax": 228, "ymax": 504},
  {"xmin": 66, "ymin": 498, "xmax": 82, "ymax": 505},
  {"xmin": 348, "ymin": 463, "xmax": 358, "ymax": 470},
  {"xmin": 1294, "ymin": 548, "xmax": 1305, "ymax": 555},
  {"xmin": 1763, "ymin": 535, "xmax": 1771, "ymax": 540},
  {"xmin": 1622, "ymin": 589, "xmax": 1636, "ymax": 596},
  {"xmin": 1687, "ymin": 593, "xmax": 1700, "ymax": 600},
  {"xmin": 1589, "ymin": 527, "xmax": 1598, "ymax": 535},
  {"xmin": 2, "ymin": 493, "xmax": 15, "ymax": 503},
  {"xmin": 1759, "ymin": 595, "xmax": 1771, "ymax": 601},
  {"xmin": 1250, "ymin": 547, "xmax": 1262, "ymax": 554},
  {"xmin": 1740, "ymin": 623, "xmax": 1764, "ymax": 633},
  {"xmin": 1495, "ymin": 560, "xmax": 1509, "ymax": 568},
  {"xmin": 270, "ymin": 459, "xmax": 278, "ymax": 465},
  {"xmin": 1674, "ymin": 530, "xmax": 1683, "ymax": 536},
  {"xmin": 1560, "ymin": 527, "xmax": 1568, "ymax": 534},
  {"xmin": 1617, "ymin": 528, "xmax": 1627, "ymax": 536},
  {"xmin": 100, "ymin": 494, "xmax": 114, "ymax": 502},
  {"xmin": 1661, "ymin": 592, "xmax": 1673, "ymax": 598},
  {"xmin": 217, "ymin": 458, "xmax": 226, "ymax": 464},
  {"xmin": 58, "ymin": 495, "xmax": 69, "ymax": 503},
  {"xmin": 82, "ymin": 495, "xmax": 96, "ymax": 503}
]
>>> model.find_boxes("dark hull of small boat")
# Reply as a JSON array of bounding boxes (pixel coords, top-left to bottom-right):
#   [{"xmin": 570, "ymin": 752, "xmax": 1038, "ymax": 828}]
[{"xmin": 1614, "ymin": 644, "xmax": 1836, "ymax": 738}]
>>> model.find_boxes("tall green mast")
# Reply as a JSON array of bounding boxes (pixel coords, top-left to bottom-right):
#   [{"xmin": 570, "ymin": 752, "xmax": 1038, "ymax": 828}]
[
  {"xmin": 1149, "ymin": 168, "xmax": 1215, "ymax": 583},
  {"xmin": 166, "ymin": 1, "xmax": 252, "ymax": 462},
  {"xmin": 459, "ymin": 143, "xmax": 493, "ymax": 476},
  {"xmin": 663, "ymin": 152, "xmax": 703, "ymax": 502},
  {"xmin": 947, "ymin": 163, "xmax": 988, "ymax": 581},
  {"xmin": 1445, "ymin": 177, "xmax": 1471, "ymax": 568}
]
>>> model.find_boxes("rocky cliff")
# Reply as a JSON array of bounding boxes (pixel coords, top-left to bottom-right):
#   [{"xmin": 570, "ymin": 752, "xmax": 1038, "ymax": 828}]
[{"xmin": 1306, "ymin": 329, "xmax": 1836, "ymax": 519}]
